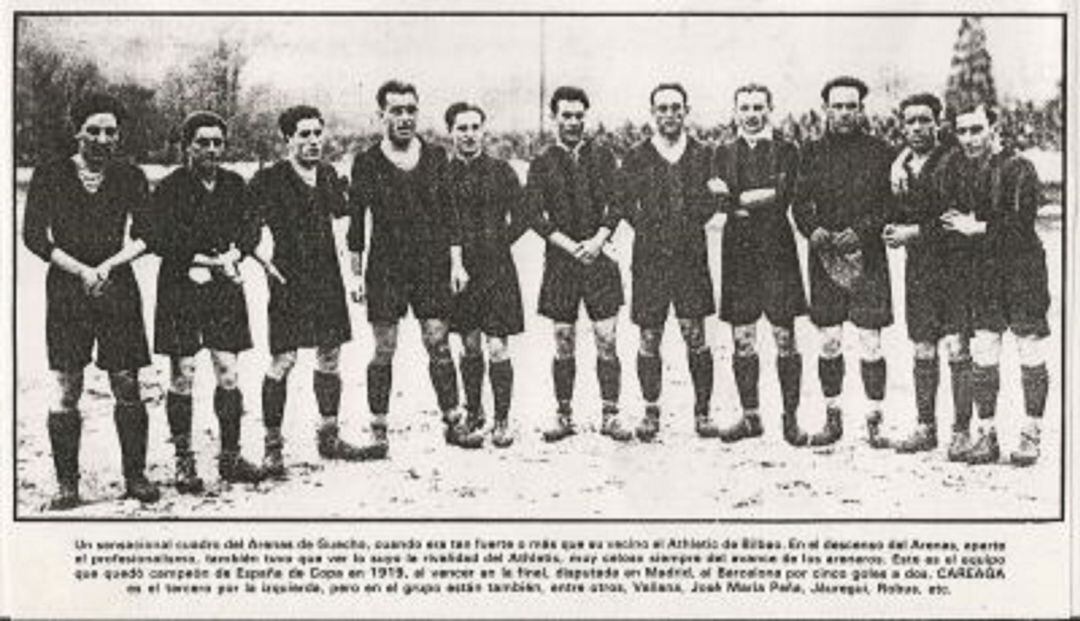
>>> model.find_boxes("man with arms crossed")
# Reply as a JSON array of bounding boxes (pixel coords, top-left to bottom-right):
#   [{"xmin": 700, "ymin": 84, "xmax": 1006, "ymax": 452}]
[
  {"xmin": 149, "ymin": 111, "xmax": 264, "ymax": 491},
  {"xmin": 443, "ymin": 102, "xmax": 529, "ymax": 447},
  {"xmin": 349, "ymin": 81, "xmax": 482, "ymax": 450},
  {"xmin": 710, "ymin": 83, "xmax": 810, "ymax": 446},
  {"xmin": 935, "ymin": 103, "xmax": 1051, "ymax": 466},
  {"xmin": 618, "ymin": 83, "xmax": 720, "ymax": 442},
  {"xmin": 23, "ymin": 93, "xmax": 160, "ymax": 508},
  {"xmin": 793, "ymin": 76, "xmax": 896, "ymax": 447},
  {"xmin": 251, "ymin": 105, "xmax": 385, "ymax": 480},
  {"xmin": 883, "ymin": 94, "xmax": 975, "ymax": 457},
  {"xmin": 525, "ymin": 85, "xmax": 632, "ymax": 442}
]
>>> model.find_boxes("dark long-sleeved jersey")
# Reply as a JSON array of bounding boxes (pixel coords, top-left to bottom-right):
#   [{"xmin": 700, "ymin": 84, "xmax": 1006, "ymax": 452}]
[
  {"xmin": 793, "ymin": 131, "xmax": 896, "ymax": 244},
  {"xmin": 23, "ymin": 158, "xmax": 151, "ymax": 266},
  {"xmin": 524, "ymin": 140, "xmax": 621, "ymax": 243},
  {"xmin": 618, "ymin": 136, "xmax": 716, "ymax": 262},
  {"xmin": 147, "ymin": 166, "xmax": 259, "ymax": 276},
  {"xmin": 347, "ymin": 140, "xmax": 457, "ymax": 274},
  {"xmin": 444, "ymin": 153, "xmax": 527, "ymax": 274}
]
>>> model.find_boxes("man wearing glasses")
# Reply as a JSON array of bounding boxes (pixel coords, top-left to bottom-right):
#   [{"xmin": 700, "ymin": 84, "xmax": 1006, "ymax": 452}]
[
  {"xmin": 23, "ymin": 93, "xmax": 160, "ymax": 508},
  {"xmin": 933, "ymin": 103, "xmax": 1051, "ymax": 466},
  {"xmin": 251, "ymin": 105, "xmax": 386, "ymax": 480},
  {"xmin": 618, "ymin": 83, "xmax": 720, "ymax": 442},
  {"xmin": 349, "ymin": 80, "xmax": 483, "ymax": 450},
  {"xmin": 148, "ymin": 111, "xmax": 264, "ymax": 492},
  {"xmin": 525, "ymin": 85, "xmax": 632, "ymax": 443},
  {"xmin": 792, "ymin": 76, "xmax": 896, "ymax": 448},
  {"xmin": 709, "ymin": 83, "xmax": 809, "ymax": 447}
]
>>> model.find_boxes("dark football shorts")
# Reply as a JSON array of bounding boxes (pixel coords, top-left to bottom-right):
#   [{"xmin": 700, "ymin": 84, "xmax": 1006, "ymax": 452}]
[
  {"xmin": 538, "ymin": 252, "xmax": 624, "ymax": 324},
  {"xmin": 267, "ymin": 276, "xmax": 352, "ymax": 354},
  {"xmin": 366, "ymin": 261, "xmax": 454, "ymax": 325},
  {"xmin": 154, "ymin": 278, "xmax": 253, "ymax": 357},
  {"xmin": 631, "ymin": 253, "xmax": 714, "ymax": 328},
  {"xmin": 905, "ymin": 246, "xmax": 975, "ymax": 343},
  {"xmin": 808, "ymin": 248, "xmax": 894, "ymax": 329},
  {"xmin": 971, "ymin": 245, "xmax": 1051, "ymax": 338},
  {"xmin": 45, "ymin": 266, "xmax": 151, "ymax": 372},
  {"xmin": 451, "ymin": 263, "xmax": 525, "ymax": 337}
]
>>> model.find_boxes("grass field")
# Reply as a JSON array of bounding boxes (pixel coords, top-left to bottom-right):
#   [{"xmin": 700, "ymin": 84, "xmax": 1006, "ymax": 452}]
[{"xmin": 12, "ymin": 158, "xmax": 1065, "ymax": 519}]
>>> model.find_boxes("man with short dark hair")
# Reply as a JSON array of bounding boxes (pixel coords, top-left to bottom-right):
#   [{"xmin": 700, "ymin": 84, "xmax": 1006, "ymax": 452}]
[
  {"xmin": 349, "ymin": 81, "xmax": 483, "ymax": 450},
  {"xmin": 934, "ymin": 103, "xmax": 1051, "ymax": 466},
  {"xmin": 618, "ymin": 82, "xmax": 720, "ymax": 441},
  {"xmin": 525, "ymin": 85, "xmax": 632, "ymax": 442},
  {"xmin": 251, "ymin": 105, "xmax": 385, "ymax": 479},
  {"xmin": 23, "ymin": 93, "xmax": 160, "ymax": 508},
  {"xmin": 148, "ymin": 111, "xmax": 264, "ymax": 491},
  {"xmin": 443, "ymin": 101, "xmax": 529, "ymax": 447},
  {"xmin": 710, "ymin": 83, "xmax": 809, "ymax": 446},
  {"xmin": 883, "ymin": 93, "xmax": 974, "ymax": 457},
  {"xmin": 793, "ymin": 76, "xmax": 896, "ymax": 447}
]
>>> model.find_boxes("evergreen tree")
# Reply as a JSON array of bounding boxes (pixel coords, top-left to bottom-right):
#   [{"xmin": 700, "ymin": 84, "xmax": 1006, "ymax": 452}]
[{"xmin": 945, "ymin": 16, "xmax": 998, "ymax": 114}]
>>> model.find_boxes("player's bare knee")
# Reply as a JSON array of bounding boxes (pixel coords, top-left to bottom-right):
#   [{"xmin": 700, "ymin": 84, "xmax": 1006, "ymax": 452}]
[
  {"xmin": 487, "ymin": 336, "xmax": 510, "ymax": 363},
  {"xmin": 1017, "ymin": 334, "xmax": 1049, "ymax": 366},
  {"xmin": 941, "ymin": 334, "xmax": 969, "ymax": 362},
  {"xmin": 267, "ymin": 351, "xmax": 298, "ymax": 381},
  {"xmin": 316, "ymin": 346, "xmax": 341, "ymax": 373},
  {"xmin": 857, "ymin": 328, "xmax": 882, "ymax": 361},
  {"xmin": 639, "ymin": 327, "xmax": 662, "ymax": 358},
  {"xmin": 678, "ymin": 319, "xmax": 706, "ymax": 353},
  {"xmin": 108, "ymin": 369, "xmax": 141, "ymax": 405},
  {"xmin": 820, "ymin": 327, "xmax": 843, "ymax": 359},
  {"xmin": 971, "ymin": 331, "xmax": 1002, "ymax": 367},
  {"xmin": 913, "ymin": 341, "xmax": 937, "ymax": 361},
  {"xmin": 554, "ymin": 324, "xmax": 576, "ymax": 360},
  {"xmin": 772, "ymin": 325, "xmax": 798, "ymax": 357},
  {"xmin": 463, "ymin": 331, "xmax": 484, "ymax": 358},
  {"xmin": 594, "ymin": 321, "xmax": 618, "ymax": 361},
  {"xmin": 170, "ymin": 356, "xmax": 197, "ymax": 394},
  {"xmin": 53, "ymin": 370, "xmax": 83, "ymax": 411},
  {"xmin": 371, "ymin": 324, "xmax": 398, "ymax": 365}
]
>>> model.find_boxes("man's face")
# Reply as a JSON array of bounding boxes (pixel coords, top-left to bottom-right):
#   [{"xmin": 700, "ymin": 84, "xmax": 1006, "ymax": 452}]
[
  {"xmin": 76, "ymin": 112, "xmax": 120, "ymax": 164},
  {"xmin": 380, "ymin": 92, "xmax": 419, "ymax": 147},
  {"xmin": 955, "ymin": 108, "xmax": 994, "ymax": 160},
  {"xmin": 450, "ymin": 110, "xmax": 485, "ymax": 158},
  {"xmin": 553, "ymin": 99, "xmax": 587, "ymax": 148},
  {"xmin": 901, "ymin": 104, "xmax": 938, "ymax": 154},
  {"xmin": 287, "ymin": 117, "xmax": 324, "ymax": 165},
  {"xmin": 735, "ymin": 90, "xmax": 771, "ymax": 136},
  {"xmin": 825, "ymin": 86, "xmax": 863, "ymax": 134},
  {"xmin": 188, "ymin": 125, "xmax": 225, "ymax": 174},
  {"xmin": 650, "ymin": 88, "xmax": 687, "ymax": 139}
]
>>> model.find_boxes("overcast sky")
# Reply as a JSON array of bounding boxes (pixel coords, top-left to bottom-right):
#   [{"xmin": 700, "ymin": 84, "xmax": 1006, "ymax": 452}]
[{"xmin": 20, "ymin": 14, "xmax": 1063, "ymax": 133}]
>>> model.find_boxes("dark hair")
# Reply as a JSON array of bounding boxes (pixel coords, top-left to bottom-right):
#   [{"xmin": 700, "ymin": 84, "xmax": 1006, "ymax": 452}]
[
  {"xmin": 733, "ymin": 83, "xmax": 773, "ymax": 108},
  {"xmin": 444, "ymin": 102, "xmax": 486, "ymax": 131},
  {"xmin": 953, "ymin": 102, "xmax": 999, "ymax": 126},
  {"xmin": 376, "ymin": 80, "xmax": 419, "ymax": 109},
  {"xmin": 278, "ymin": 105, "xmax": 323, "ymax": 138},
  {"xmin": 649, "ymin": 82, "xmax": 688, "ymax": 107},
  {"xmin": 549, "ymin": 85, "xmax": 590, "ymax": 114},
  {"xmin": 70, "ymin": 93, "xmax": 127, "ymax": 130},
  {"xmin": 898, "ymin": 93, "xmax": 943, "ymax": 120},
  {"xmin": 180, "ymin": 111, "xmax": 228, "ymax": 145},
  {"xmin": 820, "ymin": 76, "xmax": 869, "ymax": 103}
]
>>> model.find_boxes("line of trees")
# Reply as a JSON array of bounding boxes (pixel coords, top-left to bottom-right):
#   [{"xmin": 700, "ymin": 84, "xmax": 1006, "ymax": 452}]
[{"xmin": 15, "ymin": 18, "xmax": 1064, "ymax": 168}]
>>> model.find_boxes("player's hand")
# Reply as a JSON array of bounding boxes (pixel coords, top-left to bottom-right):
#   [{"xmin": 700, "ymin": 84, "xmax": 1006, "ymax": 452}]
[
  {"xmin": 707, "ymin": 177, "xmax": 730, "ymax": 195},
  {"xmin": 882, "ymin": 223, "xmax": 919, "ymax": 248},
  {"xmin": 890, "ymin": 148, "xmax": 912, "ymax": 195},
  {"xmin": 79, "ymin": 265, "xmax": 105, "ymax": 297},
  {"xmin": 809, "ymin": 227, "xmax": 833, "ymax": 249},
  {"xmin": 833, "ymin": 228, "xmax": 860, "ymax": 251},
  {"xmin": 450, "ymin": 262, "xmax": 470, "ymax": 295},
  {"xmin": 188, "ymin": 266, "xmax": 213, "ymax": 285},
  {"xmin": 577, "ymin": 236, "xmax": 604, "ymax": 265},
  {"xmin": 87, "ymin": 263, "xmax": 113, "ymax": 297},
  {"xmin": 941, "ymin": 210, "xmax": 986, "ymax": 237},
  {"xmin": 215, "ymin": 246, "xmax": 243, "ymax": 284}
]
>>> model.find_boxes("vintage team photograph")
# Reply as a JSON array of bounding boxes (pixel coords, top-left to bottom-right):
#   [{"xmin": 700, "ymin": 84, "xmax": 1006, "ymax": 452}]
[{"xmin": 12, "ymin": 12, "xmax": 1065, "ymax": 519}]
